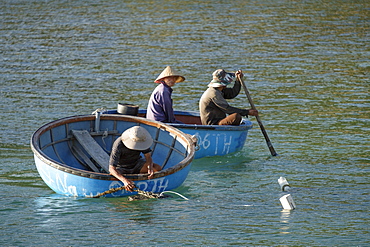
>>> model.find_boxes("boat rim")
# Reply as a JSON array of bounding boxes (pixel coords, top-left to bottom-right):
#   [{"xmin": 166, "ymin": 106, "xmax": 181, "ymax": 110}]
[
  {"xmin": 30, "ymin": 114, "xmax": 195, "ymax": 181},
  {"xmin": 105, "ymin": 109, "xmax": 253, "ymax": 131}
]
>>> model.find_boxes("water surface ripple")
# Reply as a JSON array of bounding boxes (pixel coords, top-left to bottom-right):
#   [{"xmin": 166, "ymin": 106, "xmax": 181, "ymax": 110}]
[{"xmin": 1, "ymin": 0, "xmax": 369, "ymax": 246}]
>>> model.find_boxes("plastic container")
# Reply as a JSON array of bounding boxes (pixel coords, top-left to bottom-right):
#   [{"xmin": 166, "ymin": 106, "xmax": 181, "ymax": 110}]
[
  {"xmin": 278, "ymin": 177, "xmax": 291, "ymax": 191},
  {"xmin": 279, "ymin": 194, "xmax": 296, "ymax": 210}
]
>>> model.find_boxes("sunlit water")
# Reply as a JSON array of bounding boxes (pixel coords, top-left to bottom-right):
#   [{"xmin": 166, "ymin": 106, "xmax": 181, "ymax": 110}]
[{"xmin": 1, "ymin": 0, "xmax": 369, "ymax": 246}]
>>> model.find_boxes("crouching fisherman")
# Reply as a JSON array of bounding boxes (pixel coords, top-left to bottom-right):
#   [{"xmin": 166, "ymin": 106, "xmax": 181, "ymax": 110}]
[{"xmin": 109, "ymin": 126, "xmax": 162, "ymax": 192}]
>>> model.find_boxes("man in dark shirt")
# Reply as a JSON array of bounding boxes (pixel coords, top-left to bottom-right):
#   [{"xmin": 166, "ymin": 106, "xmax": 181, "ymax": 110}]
[
  {"xmin": 199, "ymin": 69, "xmax": 258, "ymax": 125},
  {"xmin": 109, "ymin": 126, "xmax": 161, "ymax": 192}
]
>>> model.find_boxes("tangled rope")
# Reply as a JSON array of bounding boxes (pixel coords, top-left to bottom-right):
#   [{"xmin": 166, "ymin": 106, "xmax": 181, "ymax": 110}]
[
  {"xmin": 159, "ymin": 191, "xmax": 189, "ymax": 200},
  {"xmin": 91, "ymin": 185, "xmax": 126, "ymax": 198},
  {"xmin": 91, "ymin": 186, "xmax": 188, "ymax": 201}
]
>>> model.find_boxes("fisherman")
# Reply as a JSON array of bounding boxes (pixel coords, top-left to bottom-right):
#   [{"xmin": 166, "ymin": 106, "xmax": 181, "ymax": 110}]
[
  {"xmin": 199, "ymin": 69, "xmax": 258, "ymax": 125},
  {"xmin": 147, "ymin": 66, "xmax": 185, "ymax": 123},
  {"xmin": 109, "ymin": 126, "xmax": 162, "ymax": 192}
]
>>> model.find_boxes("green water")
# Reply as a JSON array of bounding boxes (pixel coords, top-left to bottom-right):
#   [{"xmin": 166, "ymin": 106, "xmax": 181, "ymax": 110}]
[{"xmin": 1, "ymin": 0, "xmax": 369, "ymax": 246}]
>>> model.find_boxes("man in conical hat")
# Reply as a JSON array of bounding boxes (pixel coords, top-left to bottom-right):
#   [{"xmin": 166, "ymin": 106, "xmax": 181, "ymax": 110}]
[
  {"xmin": 109, "ymin": 126, "xmax": 162, "ymax": 192},
  {"xmin": 147, "ymin": 66, "xmax": 185, "ymax": 123},
  {"xmin": 199, "ymin": 69, "xmax": 258, "ymax": 125}
]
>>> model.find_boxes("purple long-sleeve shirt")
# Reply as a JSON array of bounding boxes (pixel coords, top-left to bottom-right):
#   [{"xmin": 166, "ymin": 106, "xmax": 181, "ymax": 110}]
[{"xmin": 146, "ymin": 82, "xmax": 181, "ymax": 123}]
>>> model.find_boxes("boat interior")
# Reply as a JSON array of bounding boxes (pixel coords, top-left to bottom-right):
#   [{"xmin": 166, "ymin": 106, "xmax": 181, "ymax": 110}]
[
  {"xmin": 33, "ymin": 115, "xmax": 193, "ymax": 176},
  {"xmin": 137, "ymin": 112, "xmax": 202, "ymax": 125}
]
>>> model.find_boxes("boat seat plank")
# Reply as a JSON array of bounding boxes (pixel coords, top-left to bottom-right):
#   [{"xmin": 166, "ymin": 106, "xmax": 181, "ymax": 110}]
[
  {"xmin": 71, "ymin": 130, "xmax": 110, "ymax": 173},
  {"xmin": 71, "ymin": 144, "xmax": 101, "ymax": 173}
]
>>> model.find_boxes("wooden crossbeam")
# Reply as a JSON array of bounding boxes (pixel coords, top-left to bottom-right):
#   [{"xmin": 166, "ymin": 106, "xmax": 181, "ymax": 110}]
[
  {"xmin": 71, "ymin": 130, "xmax": 110, "ymax": 173},
  {"xmin": 71, "ymin": 144, "xmax": 101, "ymax": 172}
]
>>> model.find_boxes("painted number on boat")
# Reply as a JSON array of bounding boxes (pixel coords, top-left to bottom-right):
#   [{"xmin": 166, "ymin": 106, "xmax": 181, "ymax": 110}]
[{"xmin": 194, "ymin": 132, "xmax": 232, "ymax": 155}]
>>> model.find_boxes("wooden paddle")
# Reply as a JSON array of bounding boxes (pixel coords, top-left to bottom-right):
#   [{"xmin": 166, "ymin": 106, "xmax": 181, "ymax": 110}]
[{"xmin": 237, "ymin": 74, "xmax": 278, "ymax": 156}]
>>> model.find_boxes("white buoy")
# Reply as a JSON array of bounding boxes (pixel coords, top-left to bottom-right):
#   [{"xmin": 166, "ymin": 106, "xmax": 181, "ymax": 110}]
[
  {"xmin": 279, "ymin": 194, "xmax": 296, "ymax": 210},
  {"xmin": 278, "ymin": 177, "xmax": 291, "ymax": 191}
]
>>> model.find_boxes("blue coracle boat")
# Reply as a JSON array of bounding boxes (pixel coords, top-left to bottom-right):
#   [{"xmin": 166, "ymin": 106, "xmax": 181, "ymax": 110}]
[
  {"xmin": 106, "ymin": 108, "xmax": 253, "ymax": 159},
  {"xmin": 30, "ymin": 114, "xmax": 195, "ymax": 198}
]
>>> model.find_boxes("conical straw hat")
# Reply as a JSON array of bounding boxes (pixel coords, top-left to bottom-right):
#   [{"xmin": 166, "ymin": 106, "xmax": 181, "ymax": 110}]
[
  {"xmin": 154, "ymin": 66, "xmax": 185, "ymax": 83},
  {"xmin": 121, "ymin": 126, "xmax": 153, "ymax": 150}
]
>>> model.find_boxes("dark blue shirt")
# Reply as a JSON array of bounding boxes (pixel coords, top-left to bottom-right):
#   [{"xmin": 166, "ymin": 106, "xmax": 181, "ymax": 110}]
[
  {"xmin": 147, "ymin": 82, "xmax": 181, "ymax": 123},
  {"xmin": 109, "ymin": 137, "xmax": 151, "ymax": 169}
]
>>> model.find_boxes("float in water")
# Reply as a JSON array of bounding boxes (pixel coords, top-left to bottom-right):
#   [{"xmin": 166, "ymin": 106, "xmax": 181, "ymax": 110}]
[{"xmin": 30, "ymin": 114, "xmax": 195, "ymax": 198}]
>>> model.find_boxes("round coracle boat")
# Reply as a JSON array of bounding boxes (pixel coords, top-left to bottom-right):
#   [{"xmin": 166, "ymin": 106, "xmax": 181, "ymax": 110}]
[{"xmin": 30, "ymin": 113, "xmax": 195, "ymax": 198}]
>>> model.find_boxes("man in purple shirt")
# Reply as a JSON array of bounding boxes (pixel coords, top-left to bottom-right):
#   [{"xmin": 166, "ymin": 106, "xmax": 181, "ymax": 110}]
[{"xmin": 147, "ymin": 66, "xmax": 185, "ymax": 123}]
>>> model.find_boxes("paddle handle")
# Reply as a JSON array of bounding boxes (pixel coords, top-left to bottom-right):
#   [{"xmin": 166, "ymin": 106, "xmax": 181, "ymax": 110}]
[{"xmin": 238, "ymin": 75, "xmax": 278, "ymax": 156}]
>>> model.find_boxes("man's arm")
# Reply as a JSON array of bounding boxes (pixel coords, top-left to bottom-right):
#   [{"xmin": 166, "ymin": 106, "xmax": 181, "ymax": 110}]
[
  {"xmin": 143, "ymin": 152, "xmax": 154, "ymax": 179},
  {"xmin": 109, "ymin": 165, "xmax": 135, "ymax": 192}
]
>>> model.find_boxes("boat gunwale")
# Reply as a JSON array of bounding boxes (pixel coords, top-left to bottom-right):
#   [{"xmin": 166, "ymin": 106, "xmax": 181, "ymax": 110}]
[
  {"xmin": 164, "ymin": 110, "xmax": 253, "ymax": 131},
  {"xmin": 30, "ymin": 114, "xmax": 195, "ymax": 181},
  {"xmin": 168, "ymin": 121, "xmax": 252, "ymax": 130},
  {"xmin": 106, "ymin": 109, "xmax": 253, "ymax": 131}
]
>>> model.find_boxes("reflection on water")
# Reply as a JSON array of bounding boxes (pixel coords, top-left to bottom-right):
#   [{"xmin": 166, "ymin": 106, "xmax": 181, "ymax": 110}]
[
  {"xmin": 280, "ymin": 209, "xmax": 293, "ymax": 234},
  {"xmin": 34, "ymin": 195, "xmax": 80, "ymax": 226}
]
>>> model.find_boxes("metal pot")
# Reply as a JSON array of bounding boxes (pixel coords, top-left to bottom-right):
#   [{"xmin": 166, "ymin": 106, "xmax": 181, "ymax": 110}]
[{"xmin": 117, "ymin": 103, "xmax": 139, "ymax": 116}]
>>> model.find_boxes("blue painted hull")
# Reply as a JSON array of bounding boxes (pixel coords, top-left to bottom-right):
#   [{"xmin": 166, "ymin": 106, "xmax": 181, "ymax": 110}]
[
  {"xmin": 106, "ymin": 109, "xmax": 253, "ymax": 159},
  {"xmin": 170, "ymin": 119, "xmax": 252, "ymax": 159},
  {"xmin": 33, "ymin": 153, "xmax": 191, "ymax": 197},
  {"xmin": 31, "ymin": 114, "xmax": 195, "ymax": 198}
]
